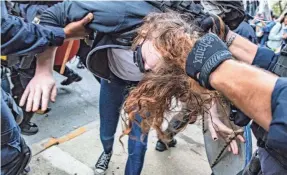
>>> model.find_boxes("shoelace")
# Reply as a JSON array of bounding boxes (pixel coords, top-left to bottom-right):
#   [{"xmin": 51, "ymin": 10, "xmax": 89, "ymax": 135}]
[{"xmin": 97, "ymin": 153, "xmax": 111, "ymax": 168}]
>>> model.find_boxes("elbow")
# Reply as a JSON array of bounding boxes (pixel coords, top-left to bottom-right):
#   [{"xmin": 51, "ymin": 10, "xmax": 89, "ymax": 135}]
[{"xmin": 39, "ymin": 2, "xmax": 67, "ymax": 28}]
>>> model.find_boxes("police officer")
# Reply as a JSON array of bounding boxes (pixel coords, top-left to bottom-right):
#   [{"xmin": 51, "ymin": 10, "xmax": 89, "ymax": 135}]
[
  {"xmin": 7, "ymin": 1, "xmax": 84, "ymax": 135},
  {"xmin": 185, "ymin": 27, "xmax": 287, "ymax": 174},
  {"xmin": 1, "ymin": 1, "xmax": 93, "ymax": 174}
]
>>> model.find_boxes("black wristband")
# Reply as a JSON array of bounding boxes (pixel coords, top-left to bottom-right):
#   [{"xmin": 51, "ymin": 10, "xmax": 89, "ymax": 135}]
[{"xmin": 199, "ymin": 51, "xmax": 232, "ymax": 89}]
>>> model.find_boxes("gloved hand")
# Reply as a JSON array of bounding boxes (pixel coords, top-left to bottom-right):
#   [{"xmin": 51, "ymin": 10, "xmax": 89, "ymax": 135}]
[
  {"xmin": 185, "ymin": 33, "xmax": 232, "ymax": 90},
  {"xmin": 200, "ymin": 14, "xmax": 229, "ymax": 41}
]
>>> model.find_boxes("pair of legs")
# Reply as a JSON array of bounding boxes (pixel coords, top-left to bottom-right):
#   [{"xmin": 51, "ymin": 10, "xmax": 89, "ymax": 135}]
[
  {"xmin": 97, "ymin": 73, "xmax": 147, "ymax": 175},
  {"xmin": 155, "ymin": 113, "xmax": 192, "ymax": 152}
]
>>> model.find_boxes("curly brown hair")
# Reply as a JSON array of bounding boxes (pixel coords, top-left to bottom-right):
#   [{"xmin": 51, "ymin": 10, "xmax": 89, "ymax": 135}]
[{"xmin": 122, "ymin": 12, "xmax": 221, "ymax": 142}]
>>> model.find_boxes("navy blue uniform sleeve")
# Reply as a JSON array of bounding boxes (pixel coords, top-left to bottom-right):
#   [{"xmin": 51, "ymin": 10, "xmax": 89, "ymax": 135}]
[
  {"xmin": 252, "ymin": 46, "xmax": 278, "ymax": 70},
  {"xmin": 1, "ymin": 2, "xmax": 65, "ymax": 56},
  {"xmin": 266, "ymin": 78, "xmax": 287, "ymax": 152},
  {"xmin": 40, "ymin": 1, "xmax": 160, "ymax": 33}
]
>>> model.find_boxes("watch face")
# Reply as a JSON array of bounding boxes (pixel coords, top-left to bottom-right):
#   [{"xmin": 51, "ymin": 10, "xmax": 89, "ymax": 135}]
[{"xmin": 133, "ymin": 44, "xmax": 145, "ymax": 73}]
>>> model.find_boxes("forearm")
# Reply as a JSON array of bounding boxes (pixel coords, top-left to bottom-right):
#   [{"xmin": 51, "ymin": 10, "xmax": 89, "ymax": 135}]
[
  {"xmin": 227, "ymin": 31, "xmax": 258, "ymax": 64},
  {"xmin": 35, "ymin": 47, "xmax": 57, "ymax": 75},
  {"xmin": 209, "ymin": 60, "xmax": 279, "ymax": 131},
  {"xmin": 227, "ymin": 31, "xmax": 277, "ymax": 70},
  {"xmin": 1, "ymin": 15, "xmax": 65, "ymax": 55}
]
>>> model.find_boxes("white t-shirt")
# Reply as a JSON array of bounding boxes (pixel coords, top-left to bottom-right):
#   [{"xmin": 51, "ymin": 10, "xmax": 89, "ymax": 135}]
[{"xmin": 108, "ymin": 48, "xmax": 143, "ymax": 81}]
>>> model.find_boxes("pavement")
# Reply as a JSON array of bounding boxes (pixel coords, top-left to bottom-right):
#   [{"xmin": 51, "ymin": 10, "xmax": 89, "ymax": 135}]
[{"xmin": 22, "ymin": 58, "xmax": 223, "ymax": 175}]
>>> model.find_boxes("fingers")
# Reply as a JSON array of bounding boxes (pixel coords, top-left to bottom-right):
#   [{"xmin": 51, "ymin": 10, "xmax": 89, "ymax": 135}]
[
  {"xmin": 19, "ymin": 87, "xmax": 30, "ymax": 107},
  {"xmin": 32, "ymin": 87, "xmax": 42, "ymax": 112},
  {"xmin": 227, "ymin": 135, "xmax": 244, "ymax": 155},
  {"xmin": 212, "ymin": 116, "xmax": 234, "ymax": 134},
  {"xmin": 208, "ymin": 116, "xmax": 218, "ymax": 141},
  {"xmin": 50, "ymin": 85, "xmax": 57, "ymax": 102},
  {"xmin": 41, "ymin": 87, "xmax": 50, "ymax": 111},
  {"xmin": 80, "ymin": 13, "xmax": 93, "ymax": 26},
  {"xmin": 230, "ymin": 140, "xmax": 238, "ymax": 155},
  {"xmin": 25, "ymin": 88, "xmax": 35, "ymax": 112},
  {"xmin": 237, "ymin": 135, "xmax": 245, "ymax": 143}
]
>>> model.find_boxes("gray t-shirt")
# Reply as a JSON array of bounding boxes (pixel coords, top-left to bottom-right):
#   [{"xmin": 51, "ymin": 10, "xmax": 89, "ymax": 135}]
[{"xmin": 108, "ymin": 48, "xmax": 143, "ymax": 81}]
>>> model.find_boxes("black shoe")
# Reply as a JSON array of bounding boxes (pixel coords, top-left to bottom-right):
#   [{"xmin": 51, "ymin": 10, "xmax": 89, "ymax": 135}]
[
  {"xmin": 2, "ymin": 137, "xmax": 32, "ymax": 175},
  {"xmin": 95, "ymin": 151, "xmax": 113, "ymax": 175},
  {"xmin": 61, "ymin": 73, "xmax": 82, "ymax": 86},
  {"xmin": 77, "ymin": 61, "xmax": 85, "ymax": 69},
  {"xmin": 155, "ymin": 139, "xmax": 177, "ymax": 152},
  {"xmin": 20, "ymin": 122, "xmax": 39, "ymax": 136}
]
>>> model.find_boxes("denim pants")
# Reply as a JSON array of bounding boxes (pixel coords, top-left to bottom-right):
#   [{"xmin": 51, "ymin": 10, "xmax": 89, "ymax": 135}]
[
  {"xmin": 1, "ymin": 70, "xmax": 11, "ymax": 94},
  {"xmin": 259, "ymin": 33, "xmax": 269, "ymax": 47},
  {"xmin": 99, "ymin": 73, "xmax": 148, "ymax": 175},
  {"xmin": 1, "ymin": 89, "xmax": 21, "ymax": 174}
]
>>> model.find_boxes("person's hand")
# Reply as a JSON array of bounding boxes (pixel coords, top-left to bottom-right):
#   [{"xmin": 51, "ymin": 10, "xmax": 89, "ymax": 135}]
[
  {"xmin": 282, "ymin": 33, "xmax": 287, "ymax": 39},
  {"xmin": 19, "ymin": 47, "xmax": 57, "ymax": 112},
  {"xmin": 185, "ymin": 33, "xmax": 232, "ymax": 89},
  {"xmin": 207, "ymin": 99, "xmax": 245, "ymax": 155},
  {"xmin": 19, "ymin": 73, "xmax": 56, "ymax": 112},
  {"xmin": 64, "ymin": 13, "xmax": 94, "ymax": 40},
  {"xmin": 200, "ymin": 14, "xmax": 229, "ymax": 41}
]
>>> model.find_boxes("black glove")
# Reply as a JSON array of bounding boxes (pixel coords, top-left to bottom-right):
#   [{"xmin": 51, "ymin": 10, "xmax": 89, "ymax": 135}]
[
  {"xmin": 185, "ymin": 33, "xmax": 232, "ymax": 89},
  {"xmin": 200, "ymin": 14, "xmax": 229, "ymax": 42}
]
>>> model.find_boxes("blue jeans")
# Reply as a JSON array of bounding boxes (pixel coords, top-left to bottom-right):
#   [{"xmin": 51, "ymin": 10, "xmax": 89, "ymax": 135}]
[
  {"xmin": 1, "ymin": 70, "xmax": 11, "ymax": 94},
  {"xmin": 99, "ymin": 73, "xmax": 148, "ymax": 175},
  {"xmin": 259, "ymin": 33, "xmax": 269, "ymax": 47},
  {"xmin": 1, "ymin": 89, "xmax": 21, "ymax": 174}
]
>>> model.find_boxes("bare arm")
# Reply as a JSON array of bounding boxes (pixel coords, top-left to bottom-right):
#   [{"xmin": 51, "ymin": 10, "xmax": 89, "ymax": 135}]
[
  {"xmin": 209, "ymin": 60, "xmax": 278, "ymax": 131},
  {"xmin": 226, "ymin": 31, "xmax": 258, "ymax": 64},
  {"xmin": 20, "ymin": 47, "xmax": 57, "ymax": 112},
  {"xmin": 18, "ymin": 14, "xmax": 93, "ymax": 112}
]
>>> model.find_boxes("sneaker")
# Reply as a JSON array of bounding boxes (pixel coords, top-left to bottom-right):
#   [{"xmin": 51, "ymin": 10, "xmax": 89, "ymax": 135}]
[
  {"xmin": 95, "ymin": 151, "xmax": 113, "ymax": 175},
  {"xmin": 61, "ymin": 72, "xmax": 82, "ymax": 86},
  {"xmin": 20, "ymin": 122, "xmax": 39, "ymax": 136},
  {"xmin": 155, "ymin": 139, "xmax": 177, "ymax": 152}
]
